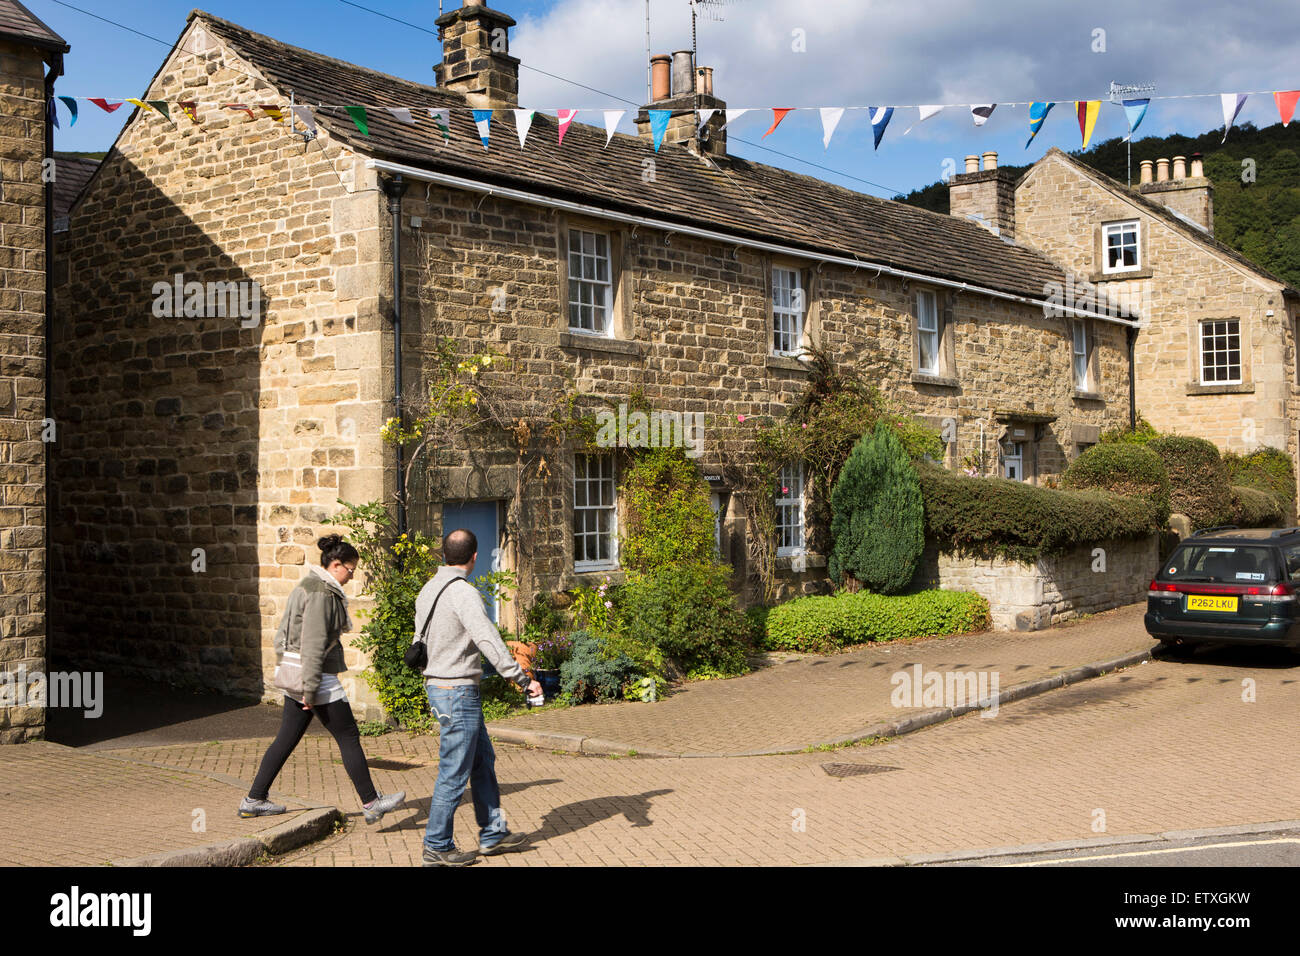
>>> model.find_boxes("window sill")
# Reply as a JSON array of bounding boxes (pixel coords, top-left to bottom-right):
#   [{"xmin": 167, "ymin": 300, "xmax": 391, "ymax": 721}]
[
  {"xmin": 560, "ymin": 332, "xmax": 644, "ymax": 357},
  {"xmin": 775, "ymin": 552, "xmax": 827, "ymax": 571},
  {"xmin": 1072, "ymin": 389, "xmax": 1104, "ymax": 402},
  {"xmin": 766, "ymin": 354, "xmax": 809, "ymax": 372},
  {"xmin": 1089, "ymin": 268, "xmax": 1153, "ymax": 282},
  {"xmin": 911, "ymin": 372, "xmax": 959, "ymax": 388},
  {"xmin": 1185, "ymin": 381, "xmax": 1253, "ymax": 395}
]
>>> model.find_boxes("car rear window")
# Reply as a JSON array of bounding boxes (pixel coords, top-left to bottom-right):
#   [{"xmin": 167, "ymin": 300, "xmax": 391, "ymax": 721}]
[{"xmin": 1159, "ymin": 544, "xmax": 1279, "ymax": 584}]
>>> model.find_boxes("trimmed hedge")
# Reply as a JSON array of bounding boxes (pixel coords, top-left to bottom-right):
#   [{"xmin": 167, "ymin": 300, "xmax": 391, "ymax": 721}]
[
  {"xmin": 1063, "ymin": 443, "xmax": 1171, "ymax": 527},
  {"xmin": 1229, "ymin": 485, "xmax": 1285, "ymax": 528},
  {"xmin": 1146, "ymin": 435, "xmax": 1232, "ymax": 529},
  {"xmin": 763, "ymin": 589, "xmax": 991, "ymax": 653},
  {"xmin": 917, "ymin": 461, "xmax": 1162, "ymax": 563},
  {"xmin": 1224, "ymin": 446, "xmax": 1296, "ymax": 516}
]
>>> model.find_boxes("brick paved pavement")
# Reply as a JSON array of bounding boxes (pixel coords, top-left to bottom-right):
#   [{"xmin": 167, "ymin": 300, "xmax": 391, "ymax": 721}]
[
  {"xmin": 489, "ymin": 604, "xmax": 1152, "ymax": 754},
  {"xmin": 108, "ymin": 639, "xmax": 1296, "ymax": 867}
]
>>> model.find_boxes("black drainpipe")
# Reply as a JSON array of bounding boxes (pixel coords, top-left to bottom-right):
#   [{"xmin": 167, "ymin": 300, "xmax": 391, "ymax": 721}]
[
  {"xmin": 1127, "ymin": 324, "xmax": 1138, "ymax": 431},
  {"xmin": 44, "ymin": 51, "xmax": 63, "ymax": 669},
  {"xmin": 382, "ymin": 174, "xmax": 409, "ymax": 536}
]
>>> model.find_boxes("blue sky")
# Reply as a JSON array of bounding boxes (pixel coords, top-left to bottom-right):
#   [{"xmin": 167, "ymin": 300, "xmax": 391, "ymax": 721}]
[{"xmin": 34, "ymin": 0, "xmax": 1300, "ymax": 198}]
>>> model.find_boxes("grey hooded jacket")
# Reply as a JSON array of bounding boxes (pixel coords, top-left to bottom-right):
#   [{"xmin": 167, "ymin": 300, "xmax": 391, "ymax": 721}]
[{"xmin": 274, "ymin": 571, "xmax": 349, "ymax": 700}]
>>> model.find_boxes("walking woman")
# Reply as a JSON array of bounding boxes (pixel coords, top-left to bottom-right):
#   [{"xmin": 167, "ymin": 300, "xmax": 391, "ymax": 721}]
[{"xmin": 239, "ymin": 534, "xmax": 405, "ymax": 823}]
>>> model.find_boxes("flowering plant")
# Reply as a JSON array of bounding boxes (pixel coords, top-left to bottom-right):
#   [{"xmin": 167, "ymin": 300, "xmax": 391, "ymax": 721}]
[{"xmin": 531, "ymin": 634, "xmax": 574, "ymax": 670}]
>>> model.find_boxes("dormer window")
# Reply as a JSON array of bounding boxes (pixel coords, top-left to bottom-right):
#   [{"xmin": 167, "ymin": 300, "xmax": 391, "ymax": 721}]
[{"xmin": 1102, "ymin": 221, "xmax": 1140, "ymax": 274}]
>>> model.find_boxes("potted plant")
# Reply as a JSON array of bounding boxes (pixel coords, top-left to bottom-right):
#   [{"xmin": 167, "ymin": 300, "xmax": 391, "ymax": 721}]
[{"xmin": 530, "ymin": 635, "xmax": 573, "ymax": 697}]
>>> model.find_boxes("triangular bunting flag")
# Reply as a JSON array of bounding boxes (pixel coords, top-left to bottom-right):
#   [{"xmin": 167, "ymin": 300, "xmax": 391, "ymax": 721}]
[
  {"xmin": 603, "ymin": 110, "xmax": 624, "ymax": 146},
  {"xmin": 88, "ymin": 98, "xmax": 122, "ymax": 113},
  {"xmin": 1274, "ymin": 91, "xmax": 1299, "ymax": 126},
  {"xmin": 47, "ymin": 97, "xmax": 57, "ymax": 129},
  {"xmin": 57, "ymin": 96, "xmax": 78, "ymax": 126},
  {"xmin": 648, "ymin": 109, "xmax": 670, "ymax": 151},
  {"xmin": 1121, "ymin": 98, "xmax": 1149, "ymax": 141},
  {"xmin": 904, "ymin": 105, "xmax": 943, "ymax": 135},
  {"xmin": 557, "ymin": 109, "xmax": 578, "ymax": 145},
  {"xmin": 125, "ymin": 98, "xmax": 155, "ymax": 115},
  {"xmin": 1075, "ymin": 100, "xmax": 1100, "ymax": 148},
  {"xmin": 178, "ymin": 101, "xmax": 200, "ymax": 125},
  {"xmin": 147, "ymin": 101, "xmax": 174, "ymax": 124},
  {"xmin": 345, "ymin": 106, "xmax": 370, "ymax": 136},
  {"xmin": 386, "ymin": 107, "xmax": 416, "ymax": 126},
  {"xmin": 869, "ymin": 106, "xmax": 894, "ymax": 150},
  {"xmin": 971, "ymin": 104, "xmax": 996, "ymax": 126},
  {"xmin": 223, "ymin": 103, "xmax": 256, "ymax": 121},
  {"xmin": 292, "ymin": 105, "xmax": 316, "ymax": 134},
  {"xmin": 1025, "ymin": 101, "xmax": 1054, "ymax": 148},
  {"xmin": 1221, "ymin": 93, "xmax": 1247, "ymax": 143},
  {"xmin": 722, "ymin": 108, "xmax": 749, "ymax": 130},
  {"xmin": 513, "ymin": 109, "xmax": 535, "ymax": 149},
  {"xmin": 698, "ymin": 108, "xmax": 718, "ymax": 129},
  {"xmin": 259, "ymin": 106, "xmax": 284, "ymax": 123},
  {"xmin": 472, "ymin": 109, "xmax": 493, "ymax": 149},
  {"xmin": 428, "ymin": 108, "xmax": 451, "ymax": 141},
  {"xmin": 819, "ymin": 107, "xmax": 844, "ymax": 149},
  {"xmin": 762, "ymin": 108, "xmax": 793, "ymax": 138}
]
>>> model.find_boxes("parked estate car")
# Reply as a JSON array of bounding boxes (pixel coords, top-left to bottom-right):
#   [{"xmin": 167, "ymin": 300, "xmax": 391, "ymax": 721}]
[{"xmin": 1145, "ymin": 526, "xmax": 1300, "ymax": 651}]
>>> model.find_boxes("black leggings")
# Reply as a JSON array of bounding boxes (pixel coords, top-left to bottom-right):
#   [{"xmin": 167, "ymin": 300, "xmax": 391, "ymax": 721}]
[{"xmin": 249, "ymin": 696, "xmax": 378, "ymax": 804}]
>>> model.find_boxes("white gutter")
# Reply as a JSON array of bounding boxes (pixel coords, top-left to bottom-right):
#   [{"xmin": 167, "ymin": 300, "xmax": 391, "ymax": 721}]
[{"xmin": 365, "ymin": 157, "xmax": 1141, "ymax": 328}]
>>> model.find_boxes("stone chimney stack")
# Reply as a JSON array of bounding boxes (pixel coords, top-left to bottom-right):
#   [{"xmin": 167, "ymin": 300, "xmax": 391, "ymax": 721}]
[
  {"xmin": 1139, "ymin": 151, "xmax": 1215, "ymax": 234},
  {"xmin": 948, "ymin": 150, "xmax": 1017, "ymax": 239},
  {"xmin": 434, "ymin": 0, "xmax": 520, "ymax": 109},
  {"xmin": 634, "ymin": 49, "xmax": 728, "ymax": 158}
]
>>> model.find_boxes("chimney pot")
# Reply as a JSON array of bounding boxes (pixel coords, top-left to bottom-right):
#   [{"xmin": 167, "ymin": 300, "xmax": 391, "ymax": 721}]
[
  {"xmin": 964, "ymin": 155, "xmax": 979, "ymax": 173},
  {"xmin": 1172, "ymin": 155, "xmax": 1187, "ymax": 179},
  {"xmin": 1190, "ymin": 152, "xmax": 1204, "ymax": 177},
  {"xmin": 981, "ymin": 150, "xmax": 998, "ymax": 171},
  {"xmin": 671, "ymin": 50, "xmax": 694, "ymax": 97},
  {"xmin": 704, "ymin": 66, "xmax": 714, "ymax": 96},
  {"xmin": 1156, "ymin": 158, "xmax": 1170, "ymax": 182},
  {"xmin": 650, "ymin": 54, "xmax": 671, "ymax": 101},
  {"xmin": 1139, "ymin": 159, "xmax": 1154, "ymax": 184}
]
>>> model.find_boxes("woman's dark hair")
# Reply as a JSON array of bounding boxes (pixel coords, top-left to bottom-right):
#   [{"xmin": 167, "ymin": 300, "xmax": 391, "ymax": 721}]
[{"xmin": 318, "ymin": 534, "xmax": 359, "ymax": 568}]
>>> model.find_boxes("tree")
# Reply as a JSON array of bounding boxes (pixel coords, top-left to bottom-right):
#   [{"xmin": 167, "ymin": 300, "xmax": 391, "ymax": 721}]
[{"xmin": 829, "ymin": 421, "xmax": 925, "ymax": 594}]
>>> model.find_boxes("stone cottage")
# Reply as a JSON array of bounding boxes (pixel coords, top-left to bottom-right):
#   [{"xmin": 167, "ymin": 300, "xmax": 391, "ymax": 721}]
[
  {"xmin": 51, "ymin": 4, "xmax": 1134, "ymax": 715},
  {"xmin": 984, "ymin": 146, "xmax": 1300, "ymax": 479},
  {"xmin": 0, "ymin": 0, "xmax": 66, "ymax": 742}
]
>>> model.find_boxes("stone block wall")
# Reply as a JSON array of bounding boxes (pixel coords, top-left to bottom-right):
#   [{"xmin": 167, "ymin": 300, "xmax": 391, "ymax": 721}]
[
  {"xmin": 0, "ymin": 38, "xmax": 49, "ymax": 742},
  {"xmin": 916, "ymin": 535, "xmax": 1160, "ymax": 631},
  {"xmin": 51, "ymin": 19, "xmax": 389, "ymax": 715}
]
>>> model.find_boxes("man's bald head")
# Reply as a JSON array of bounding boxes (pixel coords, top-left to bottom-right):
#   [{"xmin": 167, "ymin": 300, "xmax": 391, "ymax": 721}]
[{"xmin": 443, "ymin": 528, "xmax": 478, "ymax": 567}]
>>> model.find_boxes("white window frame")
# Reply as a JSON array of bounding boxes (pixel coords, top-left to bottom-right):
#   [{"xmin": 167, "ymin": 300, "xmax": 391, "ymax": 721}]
[
  {"xmin": 573, "ymin": 454, "xmax": 618, "ymax": 571},
  {"xmin": 1102, "ymin": 220, "xmax": 1140, "ymax": 274},
  {"xmin": 1001, "ymin": 441, "xmax": 1024, "ymax": 481},
  {"xmin": 916, "ymin": 290, "xmax": 940, "ymax": 375},
  {"xmin": 567, "ymin": 228, "xmax": 613, "ymax": 337},
  {"xmin": 1199, "ymin": 318, "xmax": 1242, "ymax": 385},
  {"xmin": 771, "ymin": 266, "xmax": 804, "ymax": 356},
  {"xmin": 1072, "ymin": 319, "xmax": 1089, "ymax": 390},
  {"xmin": 775, "ymin": 462, "xmax": 805, "ymax": 557}
]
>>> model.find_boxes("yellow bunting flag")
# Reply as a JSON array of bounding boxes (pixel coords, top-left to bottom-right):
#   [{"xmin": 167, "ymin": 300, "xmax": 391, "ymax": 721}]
[{"xmin": 1075, "ymin": 100, "xmax": 1100, "ymax": 148}]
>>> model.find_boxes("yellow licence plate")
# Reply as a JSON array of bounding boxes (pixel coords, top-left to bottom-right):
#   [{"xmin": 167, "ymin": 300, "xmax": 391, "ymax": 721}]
[{"xmin": 1187, "ymin": 594, "xmax": 1238, "ymax": 613}]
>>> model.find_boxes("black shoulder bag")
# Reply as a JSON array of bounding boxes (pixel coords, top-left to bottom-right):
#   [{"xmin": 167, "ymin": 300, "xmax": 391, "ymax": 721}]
[{"xmin": 404, "ymin": 578, "xmax": 468, "ymax": 671}]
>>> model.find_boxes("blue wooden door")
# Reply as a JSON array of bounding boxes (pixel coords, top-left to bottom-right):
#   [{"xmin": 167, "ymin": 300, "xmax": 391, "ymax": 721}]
[{"xmin": 440, "ymin": 501, "xmax": 501, "ymax": 623}]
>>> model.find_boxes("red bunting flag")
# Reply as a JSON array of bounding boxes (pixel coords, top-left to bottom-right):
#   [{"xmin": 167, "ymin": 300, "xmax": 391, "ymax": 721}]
[
  {"xmin": 223, "ymin": 103, "xmax": 256, "ymax": 120},
  {"xmin": 177, "ymin": 101, "xmax": 200, "ymax": 124},
  {"xmin": 762, "ymin": 108, "xmax": 794, "ymax": 138},
  {"xmin": 89, "ymin": 98, "xmax": 122, "ymax": 113},
  {"xmin": 1275, "ymin": 91, "xmax": 1300, "ymax": 126}
]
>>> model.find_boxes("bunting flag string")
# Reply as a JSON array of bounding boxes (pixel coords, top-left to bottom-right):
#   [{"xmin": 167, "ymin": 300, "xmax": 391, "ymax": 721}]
[
  {"xmin": 1121, "ymin": 97, "xmax": 1149, "ymax": 141},
  {"xmin": 88, "ymin": 98, "xmax": 121, "ymax": 113},
  {"xmin": 472, "ymin": 109, "xmax": 492, "ymax": 149},
  {"xmin": 1076, "ymin": 100, "xmax": 1100, "ymax": 148},
  {"xmin": 1276, "ymin": 90, "xmax": 1300, "ymax": 126},
  {"xmin": 178, "ymin": 100, "xmax": 200, "ymax": 125},
  {"xmin": 819, "ymin": 107, "xmax": 844, "ymax": 149},
  {"xmin": 1025, "ymin": 101, "xmax": 1053, "ymax": 148},
  {"xmin": 345, "ymin": 106, "xmax": 370, "ymax": 136},
  {"xmin": 386, "ymin": 107, "xmax": 416, "ymax": 126},
  {"xmin": 971, "ymin": 104, "xmax": 996, "ymax": 127},
  {"xmin": 763, "ymin": 108, "xmax": 794, "ymax": 138},
  {"xmin": 293, "ymin": 105, "xmax": 316, "ymax": 134},
  {"xmin": 869, "ymin": 106, "xmax": 893, "ymax": 149},
  {"xmin": 647, "ymin": 109, "xmax": 670, "ymax": 151},
  {"xmin": 904, "ymin": 104, "xmax": 943, "ymax": 134},
  {"xmin": 514, "ymin": 108, "xmax": 534, "ymax": 148},
  {"xmin": 602, "ymin": 109, "xmax": 624, "ymax": 146},
  {"xmin": 1221, "ymin": 92, "xmax": 1248, "ymax": 142},
  {"xmin": 260, "ymin": 105, "xmax": 284, "ymax": 123},
  {"xmin": 721, "ymin": 108, "xmax": 749, "ymax": 131},
  {"xmin": 223, "ymin": 103, "xmax": 255, "ymax": 121},
  {"xmin": 557, "ymin": 109, "xmax": 578, "ymax": 145},
  {"xmin": 57, "ymin": 96, "xmax": 78, "ymax": 126},
  {"xmin": 428, "ymin": 107, "xmax": 451, "ymax": 141}
]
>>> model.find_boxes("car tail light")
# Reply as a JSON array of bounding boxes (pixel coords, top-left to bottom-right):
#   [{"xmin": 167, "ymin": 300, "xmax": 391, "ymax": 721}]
[{"xmin": 1271, "ymin": 583, "xmax": 1294, "ymax": 596}]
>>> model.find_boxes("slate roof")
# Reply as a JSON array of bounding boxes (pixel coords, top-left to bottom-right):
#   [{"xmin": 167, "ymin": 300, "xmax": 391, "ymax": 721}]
[
  {"xmin": 191, "ymin": 11, "xmax": 1084, "ymax": 305},
  {"xmin": 1037, "ymin": 147, "xmax": 1300, "ymax": 297},
  {"xmin": 52, "ymin": 154, "xmax": 99, "ymax": 219},
  {"xmin": 0, "ymin": 0, "xmax": 67, "ymax": 55}
]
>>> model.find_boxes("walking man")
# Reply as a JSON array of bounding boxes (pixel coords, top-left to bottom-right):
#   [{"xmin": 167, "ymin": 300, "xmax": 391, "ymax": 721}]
[{"xmin": 417, "ymin": 528, "xmax": 543, "ymax": 867}]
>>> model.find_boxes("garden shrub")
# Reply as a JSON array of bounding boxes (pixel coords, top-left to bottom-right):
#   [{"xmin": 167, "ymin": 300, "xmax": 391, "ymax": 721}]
[
  {"xmin": 619, "ymin": 446, "xmax": 715, "ymax": 573},
  {"xmin": 1224, "ymin": 446, "xmax": 1296, "ymax": 516},
  {"xmin": 559, "ymin": 630, "xmax": 642, "ymax": 702},
  {"xmin": 1229, "ymin": 485, "xmax": 1285, "ymax": 528},
  {"xmin": 1146, "ymin": 435, "xmax": 1232, "ymax": 529},
  {"xmin": 918, "ymin": 461, "xmax": 1162, "ymax": 563},
  {"xmin": 829, "ymin": 421, "xmax": 926, "ymax": 593},
  {"xmin": 1099, "ymin": 414, "xmax": 1159, "ymax": 445},
  {"xmin": 619, "ymin": 562, "xmax": 751, "ymax": 676},
  {"xmin": 1063, "ymin": 443, "xmax": 1171, "ymax": 527},
  {"xmin": 764, "ymin": 589, "xmax": 991, "ymax": 653}
]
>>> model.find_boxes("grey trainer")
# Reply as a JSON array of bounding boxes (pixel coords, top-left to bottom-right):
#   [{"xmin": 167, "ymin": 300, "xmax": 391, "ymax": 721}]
[
  {"xmin": 479, "ymin": 830, "xmax": 528, "ymax": 855},
  {"xmin": 362, "ymin": 790, "xmax": 406, "ymax": 824},
  {"xmin": 238, "ymin": 796, "xmax": 286, "ymax": 818},
  {"xmin": 422, "ymin": 846, "xmax": 479, "ymax": 867}
]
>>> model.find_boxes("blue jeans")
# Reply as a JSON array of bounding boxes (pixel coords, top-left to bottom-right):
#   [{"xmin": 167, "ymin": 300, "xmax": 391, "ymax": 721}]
[{"xmin": 424, "ymin": 683, "xmax": 510, "ymax": 853}]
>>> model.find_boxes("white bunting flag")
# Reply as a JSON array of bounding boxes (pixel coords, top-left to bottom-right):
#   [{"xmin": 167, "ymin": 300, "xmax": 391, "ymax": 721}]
[
  {"xmin": 971, "ymin": 104, "xmax": 996, "ymax": 127},
  {"xmin": 819, "ymin": 107, "xmax": 845, "ymax": 149},
  {"xmin": 722, "ymin": 108, "xmax": 750, "ymax": 130},
  {"xmin": 386, "ymin": 107, "xmax": 416, "ymax": 126},
  {"xmin": 603, "ymin": 110, "xmax": 625, "ymax": 146},
  {"xmin": 292, "ymin": 105, "xmax": 316, "ymax": 134},
  {"xmin": 428, "ymin": 107, "xmax": 452, "ymax": 141},
  {"xmin": 904, "ymin": 104, "xmax": 943, "ymax": 135},
  {"xmin": 698, "ymin": 108, "xmax": 718, "ymax": 128},
  {"xmin": 1220, "ymin": 93, "xmax": 1247, "ymax": 143},
  {"xmin": 514, "ymin": 109, "xmax": 535, "ymax": 148}
]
